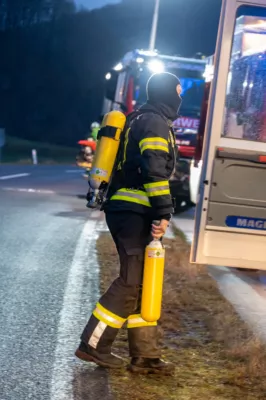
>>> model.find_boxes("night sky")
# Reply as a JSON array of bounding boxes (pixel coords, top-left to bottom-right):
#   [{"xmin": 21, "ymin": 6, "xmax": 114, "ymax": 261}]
[{"xmin": 75, "ymin": 0, "xmax": 120, "ymax": 9}]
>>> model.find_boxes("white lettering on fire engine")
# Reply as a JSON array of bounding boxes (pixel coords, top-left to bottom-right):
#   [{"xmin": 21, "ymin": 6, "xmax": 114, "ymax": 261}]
[
  {"xmin": 236, "ymin": 218, "xmax": 266, "ymax": 229},
  {"xmin": 175, "ymin": 117, "xmax": 199, "ymax": 129}
]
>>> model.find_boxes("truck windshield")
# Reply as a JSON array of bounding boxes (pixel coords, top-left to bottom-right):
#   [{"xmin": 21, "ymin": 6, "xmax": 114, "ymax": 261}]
[
  {"xmin": 222, "ymin": 9, "xmax": 266, "ymax": 143},
  {"xmin": 135, "ymin": 66, "xmax": 205, "ymax": 118}
]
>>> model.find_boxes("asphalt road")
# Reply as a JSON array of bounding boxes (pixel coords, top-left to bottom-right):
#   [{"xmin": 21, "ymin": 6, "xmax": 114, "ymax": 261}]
[
  {"xmin": 1, "ymin": 165, "xmax": 266, "ymax": 400},
  {"xmin": 0, "ymin": 165, "xmax": 112, "ymax": 400}
]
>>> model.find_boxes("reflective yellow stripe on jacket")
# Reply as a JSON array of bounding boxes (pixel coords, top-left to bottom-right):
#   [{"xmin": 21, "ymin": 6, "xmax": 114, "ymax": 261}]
[
  {"xmin": 127, "ymin": 314, "xmax": 157, "ymax": 328},
  {"xmin": 111, "ymin": 189, "xmax": 151, "ymax": 207},
  {"xmin": 144, "ymin": 181, "xmax": 170, "ymax": 197},
  {"xmin": 139, "ymin": 137, "xmax": 169, "ymax": 154},
  {"xmin": 93, "ymin": 302, "xmax": 126, "ymax": 329}
]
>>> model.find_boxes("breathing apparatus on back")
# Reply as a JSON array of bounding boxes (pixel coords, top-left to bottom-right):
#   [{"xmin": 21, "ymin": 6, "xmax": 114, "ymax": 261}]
[{"xmin": 86, "ymin": 111, "xmax": 127, "ymax": 209}]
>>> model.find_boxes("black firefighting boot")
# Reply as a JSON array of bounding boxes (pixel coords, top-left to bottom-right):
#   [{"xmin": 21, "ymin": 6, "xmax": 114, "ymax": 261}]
[
  {"xmin": 129, "ymin": 357, "xmax": 175, "ymax": 375},
  {"xmin": 127, "ymin": 326, "xmax": 175, "ymax": 375},
  {"xmin": 75, "ymin": 314, "xmax": 124, "ymax": 369},
  {"xmin": 75, "ymin": 342, "xmax": 124, "ymax": 369}
]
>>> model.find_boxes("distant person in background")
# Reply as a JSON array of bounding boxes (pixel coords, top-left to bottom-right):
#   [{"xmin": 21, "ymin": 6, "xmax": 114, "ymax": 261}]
[
  {"xmin": 82, "ymin": 122, "xmax": 100, "ymax": 163},
  {"xmin": 88, "ymin": 122, "xmax": 100, "ymax": 142}
]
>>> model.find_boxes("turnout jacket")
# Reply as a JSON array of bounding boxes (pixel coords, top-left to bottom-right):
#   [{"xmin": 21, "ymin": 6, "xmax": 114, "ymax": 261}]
[{"xmin": 104, "ymin": 102, "xmax": 178, "ymax": 220}]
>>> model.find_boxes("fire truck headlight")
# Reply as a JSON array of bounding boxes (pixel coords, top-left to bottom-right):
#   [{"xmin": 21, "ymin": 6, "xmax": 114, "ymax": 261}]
[
  {"xmin": 203, "ymin": 65, "xmax": 214, "ymax": 82},
  {"xmin": 114, "ymin": 62, "xmax": 123, "ymax": 71},
  {"xmin": 148, "ymin": 59, "xmax": 165, "ymax": 73},
  {"xmin": 105, "ymin": 73, "xmax": 111, "ymax": 80}
]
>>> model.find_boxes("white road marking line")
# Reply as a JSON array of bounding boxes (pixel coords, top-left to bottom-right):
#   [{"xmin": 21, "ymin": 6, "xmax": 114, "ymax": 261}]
[
  {"xmin": 209, "ymin": 267, "xmax": 266, "ymax": 343},
  {"xmin": 50, "ymin": 215, "xmax": 100, "ymax": 400},
  {"xmin": 2, "ymin": 187, "xmax": 55, "ymax": 194},
  {"xmin": 0, "ymin": 173, "xmax": 30, "ymax": 180},
  {"xmin": 89, "ymin": 210, "xmax": 101, "ymax": 219},
  {"xmin": 97, "ymin": 220, "xmax": 109, "ymax": 232}
]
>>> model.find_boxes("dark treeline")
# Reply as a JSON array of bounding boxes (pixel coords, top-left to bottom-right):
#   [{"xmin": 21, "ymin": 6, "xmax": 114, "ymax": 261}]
[{"xmin": 0, "ymin": 0, "xmax": 221, "ymax": 146}]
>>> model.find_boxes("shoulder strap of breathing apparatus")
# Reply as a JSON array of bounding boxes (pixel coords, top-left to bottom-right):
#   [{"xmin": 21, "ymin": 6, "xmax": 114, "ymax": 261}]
[
  {"xmin": 118, "ymin": 107, "xmax": 170, "ymax": 165},
  {"xmin": 116, "ymin": 107, "xmax": 174, "ymax": 171},
  {"xmin": 101, "ymin": 108, "xmax": 169, "ymax": 209}
]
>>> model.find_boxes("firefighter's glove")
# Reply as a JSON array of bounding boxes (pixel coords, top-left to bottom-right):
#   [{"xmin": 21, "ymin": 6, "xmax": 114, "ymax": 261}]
[{"xmin": 152, "ymin": 219, "xmax": 169, "ymax": 240}]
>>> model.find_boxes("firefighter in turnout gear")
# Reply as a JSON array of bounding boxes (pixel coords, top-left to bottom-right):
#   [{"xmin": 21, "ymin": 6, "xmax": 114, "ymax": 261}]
[{"xmin": 75, "ymin": 72, "xmax": 182, "ymax": 374}]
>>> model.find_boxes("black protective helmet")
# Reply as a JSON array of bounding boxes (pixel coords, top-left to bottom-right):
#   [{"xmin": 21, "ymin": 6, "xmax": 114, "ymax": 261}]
[{"xmin": 147, "ymin": 72, "xmax": 182, "ymax": 113}]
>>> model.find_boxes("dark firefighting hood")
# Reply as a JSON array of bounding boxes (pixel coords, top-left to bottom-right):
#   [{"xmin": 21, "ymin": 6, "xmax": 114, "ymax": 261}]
[{"xmin": 146, "ymin": 72, "xmax": 182, "ymax": 115}]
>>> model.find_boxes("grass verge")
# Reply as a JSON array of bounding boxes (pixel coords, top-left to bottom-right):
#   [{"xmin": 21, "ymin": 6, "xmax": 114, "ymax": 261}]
[
  {"xmin": 1, "ymin": 136, "xmax": 77, "ymax": 164},
  {"xmin": 97, "ymin": 231, "xmax": 266, "ymax": 400}
]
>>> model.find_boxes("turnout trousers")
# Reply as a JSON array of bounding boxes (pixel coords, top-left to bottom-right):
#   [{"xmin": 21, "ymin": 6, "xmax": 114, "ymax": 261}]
[{"xmin": 81, "ymin": 211, "xmax": 162, "ymax": 358}]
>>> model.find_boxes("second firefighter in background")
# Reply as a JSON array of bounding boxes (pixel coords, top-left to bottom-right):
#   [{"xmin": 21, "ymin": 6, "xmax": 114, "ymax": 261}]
[{"xmin": 76, "ymin": 72, "xmax": 182, "ymax": 374}]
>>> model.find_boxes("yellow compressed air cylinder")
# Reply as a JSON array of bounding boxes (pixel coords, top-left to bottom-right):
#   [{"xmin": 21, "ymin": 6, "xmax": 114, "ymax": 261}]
[
  {"xmin": 141, "ymin": 239, "xmax": 165, "ymax": 323},
  {"xmin": 89, "ymin": 110, "xmax": 126, "ymax": 190}
]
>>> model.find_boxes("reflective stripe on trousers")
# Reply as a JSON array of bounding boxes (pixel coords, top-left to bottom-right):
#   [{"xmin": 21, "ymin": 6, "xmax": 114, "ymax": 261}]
[
  {"xmin": 92, "ymin": 302, "xmax": 126, "ymax": 329},
  {"xmin": 88, "ymin": 305, "xmax": 157, "ymax": 348},
  {"xmin": 127, "ymin": 314, "xmax": 157, "ymax": 328},
  {"xmin": 89, "ymin": 302, "xmax": 126, "ymax": 349}
]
